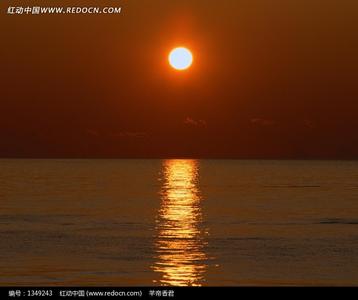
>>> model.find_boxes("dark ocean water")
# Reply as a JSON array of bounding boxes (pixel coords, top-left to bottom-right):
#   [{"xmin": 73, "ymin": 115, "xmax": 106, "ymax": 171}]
[{"xmin": 0, "ymin": 159, "xmax": 358, "ymax": 286}]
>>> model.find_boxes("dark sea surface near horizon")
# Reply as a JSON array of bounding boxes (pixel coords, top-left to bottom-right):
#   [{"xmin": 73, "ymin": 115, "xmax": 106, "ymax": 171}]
[{"xmin": 0, "ymin": 159, "xmax": 358, "ymax": 286}]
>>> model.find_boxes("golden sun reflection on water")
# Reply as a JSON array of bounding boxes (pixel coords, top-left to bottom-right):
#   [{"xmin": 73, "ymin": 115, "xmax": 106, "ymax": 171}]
[{"xmin": 152, "ymin": 159, "xmax": 208, "ymax": 286}]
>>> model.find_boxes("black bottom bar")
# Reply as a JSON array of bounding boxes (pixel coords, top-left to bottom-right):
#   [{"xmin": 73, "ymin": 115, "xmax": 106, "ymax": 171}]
[{"xmin": 0, "ymin": 286, "xmax": 356, "ymax": 299}]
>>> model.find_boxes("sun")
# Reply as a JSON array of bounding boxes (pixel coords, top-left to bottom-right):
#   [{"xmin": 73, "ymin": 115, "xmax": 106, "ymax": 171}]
[{"xmin": 168, "ymin": 47, "xmax": 193, "ymax": 71}]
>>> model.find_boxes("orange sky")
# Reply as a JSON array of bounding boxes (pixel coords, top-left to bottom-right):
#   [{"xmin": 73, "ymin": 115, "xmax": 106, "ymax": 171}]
[{"xmin": 1, "ymin": 0, "xmax": 358, "ymax": 158}]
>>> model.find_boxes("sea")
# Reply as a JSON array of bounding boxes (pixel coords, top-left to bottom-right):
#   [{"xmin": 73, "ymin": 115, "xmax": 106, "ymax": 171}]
[{"xmin": 0, "ymin": 159, "xmax": 358, "ymax": 286}]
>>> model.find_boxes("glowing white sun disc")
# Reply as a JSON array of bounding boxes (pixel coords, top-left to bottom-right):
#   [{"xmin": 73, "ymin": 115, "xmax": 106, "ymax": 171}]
[{"xmin": 168, "ymin": 47, "xmax": 193, "ymax": 71}]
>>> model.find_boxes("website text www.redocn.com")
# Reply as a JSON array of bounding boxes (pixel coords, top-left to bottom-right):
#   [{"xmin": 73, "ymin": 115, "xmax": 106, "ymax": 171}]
[{"xmin": 6, "ymin": 6, "xmax": 122, "ymax": 15}]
